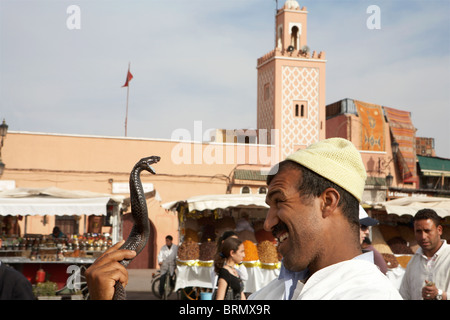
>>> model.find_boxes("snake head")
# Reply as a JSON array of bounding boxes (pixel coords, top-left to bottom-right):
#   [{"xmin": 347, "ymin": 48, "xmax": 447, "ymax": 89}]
[{"xmin": 139, "ymin": 156, "xmax": 161, "ymax": 174}]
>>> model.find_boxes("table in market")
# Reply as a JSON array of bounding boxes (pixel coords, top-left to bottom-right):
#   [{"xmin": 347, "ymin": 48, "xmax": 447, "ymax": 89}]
[
  {"xmin": 0, "ymin": 256, "xmax": 96, "ymax": 289},
  {"xmin": 175, "ymin": 259, "xmax": 280, "ymax": 293}
]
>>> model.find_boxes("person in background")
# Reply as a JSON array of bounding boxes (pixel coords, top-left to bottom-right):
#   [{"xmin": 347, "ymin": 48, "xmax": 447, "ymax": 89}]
[
  {"xmin": 0, "ymin": 261, "xmax": 35, "ymax": 300},
  {"xmin": 157, "ymin": 235, "xmax": 178, "ymax": 297},
  {"xmin": 51, "ymin": 226, "xmax": 65, "ymax": 239},
  {"xmin": 359, "ymin": 206, "xmax": 388, "ymax": 274},
  {"xmin": 235, "ymin": 212, "xmax": 254, "ymax": 233},
  {"xmin": 399, "ymin": 209, "xmax": 449, "ymax": 300},
  {"xmin": 213, "ymin": 237, "xmax": 246, "ymax": 300},
  {"xmin": 211, "ymin": 231, "xmax": 248, "ymax": 293}
]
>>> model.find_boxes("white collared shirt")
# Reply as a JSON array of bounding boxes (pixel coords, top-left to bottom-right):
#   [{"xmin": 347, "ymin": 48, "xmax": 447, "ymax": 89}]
[
  {"xmin": 158, "ymin": 244, "xmax": 178, "ymax": 264},
  {"xmin": 399, "ymin": 240, "xmax": 450, "ymax": 300}
]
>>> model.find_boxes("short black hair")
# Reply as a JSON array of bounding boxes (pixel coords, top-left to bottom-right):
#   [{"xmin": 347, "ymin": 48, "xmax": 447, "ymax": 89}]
[
  {"xmin": 165, "ymin": 235, "xmax": 173, "ymax": 241},
  {"xmin": 267, "ymin": 160, "xmax": 360, "ymax": 231},
  {"xmin": 220, "ymin": 230, "xmax": 237, "ymax": 241},
  {"xmin": 413, "ymin": 209, "xmax": 442, "ymax": 227}
]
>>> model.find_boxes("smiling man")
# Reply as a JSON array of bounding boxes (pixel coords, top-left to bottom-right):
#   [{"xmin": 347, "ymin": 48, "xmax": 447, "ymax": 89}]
[{"xmin": 249, "ymin": 138, "xmax": 402, "ymax": 300}]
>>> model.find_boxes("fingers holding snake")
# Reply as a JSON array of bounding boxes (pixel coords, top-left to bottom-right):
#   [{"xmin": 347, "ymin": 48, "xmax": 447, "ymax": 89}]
[{"xmin": 85, "ymin": 241, "xmax": 136, "ymax": 300}]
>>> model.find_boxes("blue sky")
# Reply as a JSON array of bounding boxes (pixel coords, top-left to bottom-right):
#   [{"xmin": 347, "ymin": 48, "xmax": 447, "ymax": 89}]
[{"xmin": 1, "ymin": 0, "xmax": 449, "ymax": 158}]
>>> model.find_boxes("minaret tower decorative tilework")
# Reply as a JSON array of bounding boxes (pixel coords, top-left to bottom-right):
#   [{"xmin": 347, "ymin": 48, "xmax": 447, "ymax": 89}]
[{"xmin": 257, "ymin": 0, "xmax": 327, "ymax": 159}]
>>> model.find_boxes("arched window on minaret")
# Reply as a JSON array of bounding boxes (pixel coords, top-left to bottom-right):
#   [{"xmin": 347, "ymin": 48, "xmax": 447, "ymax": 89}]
[
  {"xmin": 291, "ymin": 25, "xmax": 299, "ymax": 50},
  {"xmin": 277, "ymin": 25, "xmax": 283, "ymax": 50}
]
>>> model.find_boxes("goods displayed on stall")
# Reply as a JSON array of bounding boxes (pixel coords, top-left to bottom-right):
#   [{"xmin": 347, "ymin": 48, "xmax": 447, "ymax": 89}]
[
  {"xmin": 199, "ymin": 239, "xmax": 216, "ymax": 261},
  {"xmin": 177, "ymin": 211, "xmax": 280, "ymax": 267},
  {"xmin": 0, "ymin": 233, "xmax": 113, "ymax": 262},
  {"xmin": 176, "ymin": 208, "xmax": 282, "ymax": 280},
  {"xmin": 242, "ymin": 240, "xmax": 259, "ymax": 261},
  {"xmin": 177, "ymin": 238, "xmax": 200, "ymax": 261},
  {"xmin": 257, "ymin": 240, "xmax": 279, "ymax": 264},
  {"xmin": 165, "ymin": 194, "xmax": 281, "ymax": 293},
  {"xmin": 174, "ymin": 208, "xmax": 282, "ymax": 293}
]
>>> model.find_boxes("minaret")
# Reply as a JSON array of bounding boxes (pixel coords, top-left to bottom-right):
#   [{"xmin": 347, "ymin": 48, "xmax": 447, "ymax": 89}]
[{"xmin": 257, "ymin": 0, "xmax": 326, "ymax": 159}]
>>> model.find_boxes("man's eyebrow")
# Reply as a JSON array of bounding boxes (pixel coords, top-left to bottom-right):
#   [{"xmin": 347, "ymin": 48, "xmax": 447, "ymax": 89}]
[{"xmin": 265, "ymin": 189, "xmax": 284, "ymax": 204}]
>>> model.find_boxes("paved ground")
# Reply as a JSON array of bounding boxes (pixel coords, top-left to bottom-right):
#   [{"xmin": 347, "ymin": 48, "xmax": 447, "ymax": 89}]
[
  {"xmin": 125, "ymin": 290, "xmax": 179, "ymax": 300},
  {"xmin": 125, "ymin": 268, "xmax": 156, "ymax": 292},
  {"xmin": 125, "ymin": 268, "xmax": 179, "ymax": 300}
]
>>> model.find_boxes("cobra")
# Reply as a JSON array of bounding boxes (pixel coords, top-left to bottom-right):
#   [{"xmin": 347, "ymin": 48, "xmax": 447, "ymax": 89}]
[{"xmin": 113, "ymin": 156, "xmax": 161, "ymax": 300}]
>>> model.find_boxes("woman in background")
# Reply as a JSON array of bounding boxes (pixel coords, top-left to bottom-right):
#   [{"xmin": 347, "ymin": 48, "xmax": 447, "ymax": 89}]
[
  {"xmin": 210, "ymin": 231, "xmax": 248, "ymax": 293},
  {"xmin": 213, "ymin": 237, "xmax": 246, "ymax": 300}
]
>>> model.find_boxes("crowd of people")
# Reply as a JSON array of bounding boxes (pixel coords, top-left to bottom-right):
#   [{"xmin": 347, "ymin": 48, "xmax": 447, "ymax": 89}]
[{"xmin": 1, "ymin": 138, "xmax": 449, "ymax": 300}]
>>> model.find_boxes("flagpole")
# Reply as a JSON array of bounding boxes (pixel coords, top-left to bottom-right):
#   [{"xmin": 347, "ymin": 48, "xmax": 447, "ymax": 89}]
[
  {"xmin": 274, "ymin": 0, "xmax": 278, "ymax": 48},
  {"xmin": 124, "ymin": 62, "xmax": 130, "ymax": 137}
]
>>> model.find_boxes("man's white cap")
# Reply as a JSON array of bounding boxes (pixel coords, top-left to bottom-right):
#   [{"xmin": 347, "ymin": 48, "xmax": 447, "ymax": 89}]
[{"xmin": 285, "ymin": 138, "xmax": 367, "ymax": 202}]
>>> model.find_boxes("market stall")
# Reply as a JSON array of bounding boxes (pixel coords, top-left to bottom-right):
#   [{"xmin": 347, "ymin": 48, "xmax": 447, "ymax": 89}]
[
  {"xmin": 0, "ymin": 187, "xmax": 124, "ymax": 289},
  {"xmin": 162, "ymin": 194, "xmax": 281, "ymax": 294}
]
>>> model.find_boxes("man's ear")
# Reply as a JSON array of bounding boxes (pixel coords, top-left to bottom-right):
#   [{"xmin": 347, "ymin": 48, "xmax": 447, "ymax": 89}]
[
  {"xmin": 320, "ymin": 188, "xmax": 340, "ymax": 218},
  {"xmin": 437, "ymin": 225, "xmax": 443, "ymax": 236}
]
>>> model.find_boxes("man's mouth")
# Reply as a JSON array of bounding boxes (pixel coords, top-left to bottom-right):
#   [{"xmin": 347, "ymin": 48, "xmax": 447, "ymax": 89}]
[
  {"xmin": 272, "ymin": 222, "xmax": 289, "ymax": 244},
  {"xmin": 278, "ymin": 232, "xmax": 289, "ymax": 244}
]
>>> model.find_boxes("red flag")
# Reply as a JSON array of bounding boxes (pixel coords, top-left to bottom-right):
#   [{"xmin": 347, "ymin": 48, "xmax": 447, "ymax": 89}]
[{"xmin": 122, "ymin": 69, "xmax": 133, "ymax": 87}]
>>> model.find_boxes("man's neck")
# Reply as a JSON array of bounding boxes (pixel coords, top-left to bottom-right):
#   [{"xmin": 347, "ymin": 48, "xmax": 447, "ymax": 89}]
[{"xmin": 310, "ymin": 240, "xmax": 362, "ymax": 275}]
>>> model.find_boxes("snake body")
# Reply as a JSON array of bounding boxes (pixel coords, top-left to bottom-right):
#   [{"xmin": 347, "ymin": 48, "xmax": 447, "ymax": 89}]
[{"xmin": 113, "ymin": 156, "xmax": 160, "ymax": 300}]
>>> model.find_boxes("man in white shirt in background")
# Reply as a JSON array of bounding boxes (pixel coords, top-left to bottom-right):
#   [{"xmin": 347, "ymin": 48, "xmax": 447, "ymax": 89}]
[
  {"xmin": 399, "ymin": 209, "xmax": 450, "ymax": 300},
  {"xmin": 249, "ymin": 138, "xmax": 402, "ymax": 300},
  {"xmin": 157, "ymin": 235, "xmax": 178, "ymax": 297}
]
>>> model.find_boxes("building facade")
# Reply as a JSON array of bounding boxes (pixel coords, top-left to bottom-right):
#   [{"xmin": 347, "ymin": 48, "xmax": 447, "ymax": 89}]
[{"xmin": 257, "ymin": 3, "xmax": 326, "ymax": 159}]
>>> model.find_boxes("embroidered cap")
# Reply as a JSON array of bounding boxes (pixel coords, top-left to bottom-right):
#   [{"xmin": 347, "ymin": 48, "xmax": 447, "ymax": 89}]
[{"xmin": 285, "ymin": 138, "xmax": 367, "ymax": 202}]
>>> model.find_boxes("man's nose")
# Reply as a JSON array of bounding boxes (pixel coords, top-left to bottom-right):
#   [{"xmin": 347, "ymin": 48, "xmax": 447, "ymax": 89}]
[
  {"xmin": 416, "ymin": 231, "xmax": 426, "ymax": 240},
  {"xmin": 264, "ymin": 207, "xmax": 279, "ymax": 232}
]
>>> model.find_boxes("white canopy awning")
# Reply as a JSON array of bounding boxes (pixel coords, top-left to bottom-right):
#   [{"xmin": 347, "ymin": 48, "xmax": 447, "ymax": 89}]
[
  {"xmin": 0, "ymin": 187, "xmax": 124, "ymax": 216},
  {"xmin": 381, "ymin": 196, "xmax": 450, "ymax": 218},
  {"xmin": 162, "ymin": 194, "xmax": 269, "ymax": 212}
]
